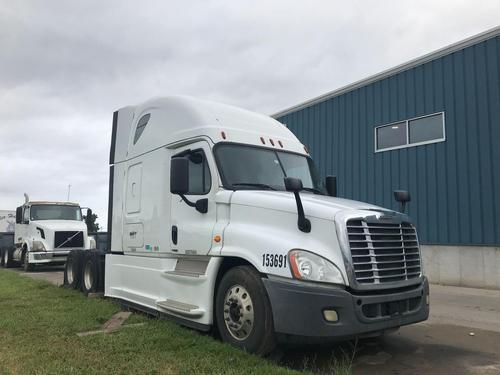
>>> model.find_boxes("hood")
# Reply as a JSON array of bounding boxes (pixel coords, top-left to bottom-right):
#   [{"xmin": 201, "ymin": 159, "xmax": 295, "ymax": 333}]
[
  {"xmin": 230, "ymin": 190, "xmax": 391, "ymax": 220},
  {"xmin": 31, "ymin": 220, "xmax": 87, "ymax": 232}
]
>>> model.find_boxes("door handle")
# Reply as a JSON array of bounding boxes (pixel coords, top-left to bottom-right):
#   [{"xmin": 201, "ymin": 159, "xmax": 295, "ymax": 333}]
[
  {"xmin": 129, "ymin": 231, "xmax": 137, "ymax": 236},
  {"xmin": 172, "ymin": 226, "xmax": 178, "ymax": 245}
]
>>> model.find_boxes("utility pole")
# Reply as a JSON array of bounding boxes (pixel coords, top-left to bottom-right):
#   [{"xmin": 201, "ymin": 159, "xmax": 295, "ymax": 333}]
[{"xmin": 67, "ymin": 184, "xmax": 71, "ymax": 201}]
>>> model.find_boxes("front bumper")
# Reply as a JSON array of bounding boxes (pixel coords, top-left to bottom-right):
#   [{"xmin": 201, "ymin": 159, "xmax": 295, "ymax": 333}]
[
  {"xmin": 263, "ymin": 276, "xmax": 429, "ymax": 342},
  {"xmin": 28, "ymin": 250, "xmax": 73, "ymax": 264}
]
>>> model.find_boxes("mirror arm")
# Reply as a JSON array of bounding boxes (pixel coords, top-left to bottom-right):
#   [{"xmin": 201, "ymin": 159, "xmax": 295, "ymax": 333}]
[
  {"xmin": 179, "ymin": 194, "xmax": 196, "ymax": 208},
  {"xmin": 293, "ymin": 191, "xmax": 311, "ymax": 233},
  {"xmin": 179, "ymin": 194, "xmax": 208, "ymax": 214}
]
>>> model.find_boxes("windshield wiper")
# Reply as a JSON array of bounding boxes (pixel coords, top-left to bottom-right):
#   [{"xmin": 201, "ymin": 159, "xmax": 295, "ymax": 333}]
[
  {"xmin": 231, "ymin": 183, "xmax": 277, "ymax": 191},
  {"xmin": 301, "ymin": 187, "xmax": 324, "ymax": 195}
]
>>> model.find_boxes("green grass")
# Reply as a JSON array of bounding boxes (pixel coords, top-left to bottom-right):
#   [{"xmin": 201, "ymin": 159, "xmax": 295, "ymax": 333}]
[{"xmin": 0, "ymin": 269, "xmax": 302, "ymax": 374}]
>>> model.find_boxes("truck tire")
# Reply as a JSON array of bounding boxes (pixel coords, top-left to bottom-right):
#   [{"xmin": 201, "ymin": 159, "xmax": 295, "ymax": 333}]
[
  {"xmin": 0, "ymin": 248, "xmax": 5, "ymax": 267},
  {"xmin": 215, "ymin": 266, "xmax": 276, "ymax": 355},
  {"xmin": 22, "ymin": 251, "xmax": 35, "ymax": 272},
  {"xmin": 3, "ymin": 247, "xmax": 16, "ymax": 268},
  {"xmin": 64, "ymin": 251, "xmax": 84, "ymax": 289},
  {"xmin": 80, "ymin": 252, "xmax": 102, "ymax": 295}
]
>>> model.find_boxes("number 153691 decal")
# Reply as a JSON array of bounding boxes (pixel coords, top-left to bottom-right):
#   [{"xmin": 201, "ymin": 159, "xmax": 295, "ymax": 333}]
[{"xmin": 262, "ymin": 253, "xmax": 287, "ymax": 268}]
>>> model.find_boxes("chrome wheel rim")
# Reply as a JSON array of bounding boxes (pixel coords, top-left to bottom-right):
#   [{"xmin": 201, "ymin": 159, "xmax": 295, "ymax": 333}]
[
  {"xmin": 66, "ymin": 260, "xmax": 74, "ymax": 284},
  {"xmin": 223, "ymin": 284, "xmax": 254, "ymax": 341},
  {"xmin": 84, "ymin": 262, "xmax": 93, "ymax": 290}
]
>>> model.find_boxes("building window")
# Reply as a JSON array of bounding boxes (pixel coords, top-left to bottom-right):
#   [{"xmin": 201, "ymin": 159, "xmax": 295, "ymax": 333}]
[
  {"xmin": 133, "ymin": 114, "xmax": 151, "ymax": 145},
  {"xmin": 375, "ymin": 112, "xmax": 445, "ymax": 152}
]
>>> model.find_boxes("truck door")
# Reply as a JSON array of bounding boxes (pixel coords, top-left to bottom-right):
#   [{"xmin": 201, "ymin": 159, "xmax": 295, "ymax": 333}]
[
  {"xmin": 123, "ymin": 162, "xmax": 144, "ymax": 251},
  {"xmin": 170, "ymin": 141, "xmax": 216, "ymax": 255}
]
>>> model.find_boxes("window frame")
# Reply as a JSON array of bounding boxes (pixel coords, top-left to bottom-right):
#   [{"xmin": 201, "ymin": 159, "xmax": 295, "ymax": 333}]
[{"xmin": 374, "ymin": 111, "xmax": 446, "ymax": 153}]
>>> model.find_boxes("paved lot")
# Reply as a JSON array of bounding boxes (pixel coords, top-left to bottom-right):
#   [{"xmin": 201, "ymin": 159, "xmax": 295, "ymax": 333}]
[
  {"xmin": 282, "ymin": 285, "xmax": 500, "ymax": 374},
  {"xmin": 12, "ymin": 268, "xmax": 500, "ymax": 374},
  {"xmin": 13, "ymin": 265, "xmax": 65, "ymax": 286}
]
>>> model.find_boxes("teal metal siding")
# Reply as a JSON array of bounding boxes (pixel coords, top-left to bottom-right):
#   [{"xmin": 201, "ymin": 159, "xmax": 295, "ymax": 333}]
[{"xmin": 277, "ymin": 35, "xmax": 500, "ymax": 245}]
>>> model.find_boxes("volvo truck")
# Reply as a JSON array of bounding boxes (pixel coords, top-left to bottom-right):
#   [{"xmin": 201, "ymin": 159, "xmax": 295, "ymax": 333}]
[
  {"xmin": 65, "ymin": 95, "xmax": 429, "ymax": 354},
  {"xmin": 1, "ymin": 196, "xmax": 93, "ymax": 271}
]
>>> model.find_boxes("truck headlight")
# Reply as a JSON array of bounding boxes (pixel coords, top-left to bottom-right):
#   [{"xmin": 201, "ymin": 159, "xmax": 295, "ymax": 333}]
[
  {"xmin": 289, "ymin": 249, "xmax": 345, "ymax": 285},
  {"xmin": 32, "ymin": 240, "xmax": 46, "ymax": 252}
]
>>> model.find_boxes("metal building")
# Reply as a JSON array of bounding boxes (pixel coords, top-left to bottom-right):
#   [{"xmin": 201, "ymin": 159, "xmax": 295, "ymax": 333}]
[{"xmin": 273, "ymin": 27, "xmax": 500, "ymax": 288}]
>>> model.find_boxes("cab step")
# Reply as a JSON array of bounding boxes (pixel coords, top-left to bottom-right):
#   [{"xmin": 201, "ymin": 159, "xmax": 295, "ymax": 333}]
[{"xmin": 156, "ymin": 299, "xmax": 205, "ymax": 318}]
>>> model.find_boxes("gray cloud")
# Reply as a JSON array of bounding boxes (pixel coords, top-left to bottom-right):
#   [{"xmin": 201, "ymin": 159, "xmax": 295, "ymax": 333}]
[{"xmin": 1, "ymin": 0, "xmax": 499, "ymax": 228}]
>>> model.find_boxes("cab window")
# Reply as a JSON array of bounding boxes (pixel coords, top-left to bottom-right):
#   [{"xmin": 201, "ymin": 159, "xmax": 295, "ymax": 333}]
[
  {"xmin": 172, "ymin": 150, "xmax": 211, "ymax": 195},
  {"xmin": 23, "ymin": 207, "xmax": 30, "ymax": 223}
]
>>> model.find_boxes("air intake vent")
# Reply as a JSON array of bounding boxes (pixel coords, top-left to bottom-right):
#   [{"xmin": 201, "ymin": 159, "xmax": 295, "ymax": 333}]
[{"xmin": 347, "ymin": 219, "xmax": 421, "ymax": 284}]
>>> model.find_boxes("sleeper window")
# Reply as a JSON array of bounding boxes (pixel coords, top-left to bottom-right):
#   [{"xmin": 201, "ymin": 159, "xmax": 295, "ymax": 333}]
[{"xmin": 133, "ymin": 114, "xmax": 150, "ymax": 145}]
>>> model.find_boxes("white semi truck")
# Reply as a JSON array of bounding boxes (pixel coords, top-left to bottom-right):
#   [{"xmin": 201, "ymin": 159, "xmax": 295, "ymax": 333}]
[
  {"xmin": 65, "ymin": 96, "xmax": 429, "ymax": 354},
  {"xmin": 1, "ymin": 196, "xmax": 93, "ymax": 271}
]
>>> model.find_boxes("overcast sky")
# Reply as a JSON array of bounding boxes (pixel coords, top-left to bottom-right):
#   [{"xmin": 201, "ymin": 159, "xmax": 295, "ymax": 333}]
[{"xmin": 1, "ymin": 0, "xmax": 499, "ymax": 229}]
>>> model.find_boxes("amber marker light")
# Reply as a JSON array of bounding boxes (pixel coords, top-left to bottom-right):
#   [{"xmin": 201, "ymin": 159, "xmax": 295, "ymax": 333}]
[
  {"xmin": 260, "ymin": 136, "xmax": 266, "ymax": 144},
  {"xmin": 278, "ymin": 140, "xmax": 283, "ymax": 148},
  {"xmin": 221, "ymin": 131, "xmax": 227, "ymax": 139},
  {"xmin": 214, "ymin": 235, "xmax": 222, "ymax": 243},
  {"xmin": 289, "ymin": 251, "xmax": 302, "ymax": 279},
  {"xmin": 269, "ymin": 139, "xmax": 275, "ymax": 146}
]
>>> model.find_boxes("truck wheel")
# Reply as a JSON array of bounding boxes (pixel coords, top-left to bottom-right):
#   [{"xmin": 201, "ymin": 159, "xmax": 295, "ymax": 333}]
[
  {"xmin": 3, "ymin": 248, "xmax": 15, "ymax": 268},
  {"xmin": 64, "ymin": 251, "xmax": 84, "ymax": 289},
  {"xmin": 80, "ymin": 253, "xmax": 100, "ymax": 295},
  {"xmin": 0, "ymin": 249, "xmax": 5, "ymax": 267},
  {"xmin": 22, "ymin": 251, "xmax": 35, "ymax": 272},
  {"xmin": 215, "ymin": 266, "xmax": 276, "ymax": 355}
]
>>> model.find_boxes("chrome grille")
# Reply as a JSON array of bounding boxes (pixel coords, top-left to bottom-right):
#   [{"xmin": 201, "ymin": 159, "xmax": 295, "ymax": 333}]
[{"xmin": 347, "ymin": 219, "xmax": 421, "ymax": 284}]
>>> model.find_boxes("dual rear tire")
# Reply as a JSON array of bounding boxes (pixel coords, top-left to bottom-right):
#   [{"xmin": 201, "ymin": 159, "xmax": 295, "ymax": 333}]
[
  {"xmin": 1, "ymin": 247, "xmax": 16, "ymax": 268},
  {"xmin": 64, "ymin": 250, "xmax": 103, "ymax": 295}
]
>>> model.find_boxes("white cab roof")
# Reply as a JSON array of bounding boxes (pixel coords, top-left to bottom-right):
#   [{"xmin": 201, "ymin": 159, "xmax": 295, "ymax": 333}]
[{"xmin": 114, "ymin": 95, "xmax": 307, "ymax": 163}]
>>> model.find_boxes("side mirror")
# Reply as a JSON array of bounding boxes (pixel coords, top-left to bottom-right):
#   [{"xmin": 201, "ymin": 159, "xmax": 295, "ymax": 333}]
[
  {"xmin": 85, "ymin": 208, "xmax": 93, "ymax": 223},
  {"xmin": 170, "ymin": 157, "xmax": 189, "ymax": 195},
  {"xmin": 284, "ymin": 177, "xmax": 303, "ymax": 192},
  {"xmin": 394, "ymin": 190, "xmax": 411, "ymax": 213},
  {"xmin": 170, "ymin": 156, "xmax": 208, "ymax": 214},
  {"xmin": 284, "ymin": 177, "xmax": 310, "ymax": 233},
  {"xmin": 325, "ymin": 176, "xmax": 337, "ymax": 197},
  {"xmin": 16, "ymin": 206, "xmax": 22, "ymax": 224}
]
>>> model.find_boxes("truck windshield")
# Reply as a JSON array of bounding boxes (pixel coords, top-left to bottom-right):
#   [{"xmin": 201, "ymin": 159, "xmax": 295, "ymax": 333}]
[
  {"xmin": 30, "ymin": 205, "xmax": 82, "ymax": 221},
  {"xmin": 215, "ymin": 144, "xmax": 324, "ymax": 193}
]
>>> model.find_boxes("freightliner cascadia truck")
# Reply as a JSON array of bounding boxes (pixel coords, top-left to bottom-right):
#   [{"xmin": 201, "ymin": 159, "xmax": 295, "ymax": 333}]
[
  {"xmin": 1, "ymin": 196, "xmax": 93, "ymax": 271},
  {"xmin": 65, "ymin": 95, "xmax": 429, "ymax": 354}
]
